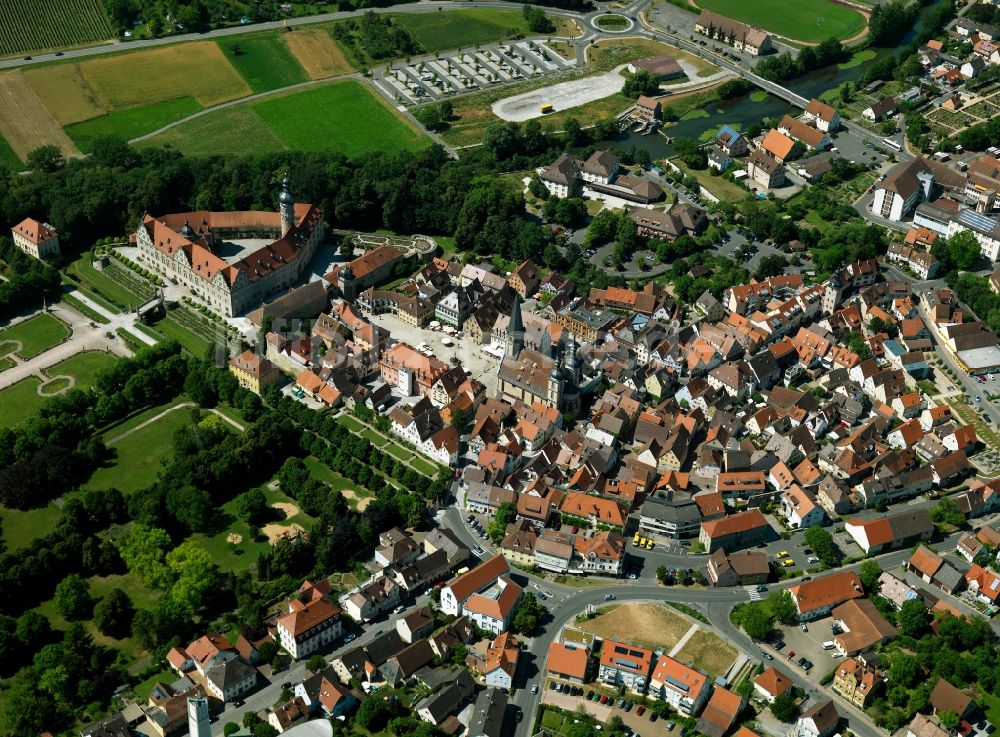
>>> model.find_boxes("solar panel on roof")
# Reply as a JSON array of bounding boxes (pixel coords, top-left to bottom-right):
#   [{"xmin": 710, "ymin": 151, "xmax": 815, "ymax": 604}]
[{"xmin": 958, "ymin": 209, "xmax": 1000, "ymax": 232}]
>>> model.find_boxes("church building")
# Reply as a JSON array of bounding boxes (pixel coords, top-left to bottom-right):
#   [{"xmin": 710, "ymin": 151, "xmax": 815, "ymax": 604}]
[{"xmin": 497, "ymin": 294, "xmax": 581, "ymax": 415}]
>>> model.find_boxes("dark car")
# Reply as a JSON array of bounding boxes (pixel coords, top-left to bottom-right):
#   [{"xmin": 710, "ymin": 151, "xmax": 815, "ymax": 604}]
[
  {"xmin": 587, "ymin": 690, "xmax": 595, "ymax": 700},
  {"xmin": 650, "ymin": 712, "xmax": 658, "ymax": 722},
  {"xmin": 280, "ymin": 681, "xmax": 291, "ymax": 689},
  {"xmin": 624, "ymin": 702, "xmax": 633, "ymax": 712},
  {"xmin": 763, "ymin": 652, "xmax": 774, "ymax": 661},
  {"xmin": 54, "ymin": 51, "xmax": 64, "ymax": 56},
  {"xmin": 773, "ymin": 640, "xmax": 785, "ymax": 651},
  {"xmin": 516, "ymin": 708, "xmax": 523, "ymax": 722},
  {"xmin": 549, "ymin": 681, "xmax": 557, "ymax": 690}
]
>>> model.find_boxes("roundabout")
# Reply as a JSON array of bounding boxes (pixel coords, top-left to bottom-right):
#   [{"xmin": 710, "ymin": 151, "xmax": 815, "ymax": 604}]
[{"xmin": 592, "ymin": 14, "xmax": 634, "ymax": 33}]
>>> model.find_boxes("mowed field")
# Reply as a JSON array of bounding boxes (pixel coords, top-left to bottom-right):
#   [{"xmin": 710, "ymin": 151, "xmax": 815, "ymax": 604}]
[
  {"xmin": 144, "ymin": 80, "xmax": 430, "ymax": 157},
  {"xmin": 283, "ymin": 28, "xmax": 355, "ymax": 78},
  {"xmin": 695, "ymin": 0, "xmax": 866, "ymax": 42},
  {"xmin": 0, "ymin": 0, "xmax": 114, "ymax": 57},
  {"xmin": 0, "ymin": 71, "xmax": 80, "ymax": 161}
]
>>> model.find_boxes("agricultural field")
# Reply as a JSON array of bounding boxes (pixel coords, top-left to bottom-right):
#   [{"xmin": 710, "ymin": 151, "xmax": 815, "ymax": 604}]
[
  {"xmin": 0, "ymin": 0, "xmax": 114, "ymax": 57},
  {"xmin": 80, "ymin": 41, "xmax": 251, "ymax": 109},
  {"xmin": 283, "ymin": 28, "xmax": 355, "ymax": 78},
  {"xmin": 145, "ymin": 80, "xmax": 430, "ymax": 157},
  {"xmin": 23, "ymin": 63, "xmax": 107, "ymax": 125},
  {"xmin": 65, "ymin": 97, "xmax": 202, "ymax": 151},
  {"xmin": 694, "ymin": 0, "xmax": 867, "ymax": 43},
  {"xmin": 0, "ymin": 313, "xmax": 71, "ymax": 359},
  {"xmin": 389, "ymin": 8, "xmax": 536, "ymax": 52},
  {"xmin": 0, "ymin": 71, "xmax": 80, "ymax": 162},
  {"xmin": 137, "ymin": 107, "xmax": 289, "ymax": 156},
  {"xmin": 217, "ymin": 33, "xmax": 309, "ymax": 92}
]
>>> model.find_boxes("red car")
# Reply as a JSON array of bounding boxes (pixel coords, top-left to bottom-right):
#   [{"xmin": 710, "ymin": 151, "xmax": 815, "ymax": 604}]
[
  {"xmin": 637, "ymin": 706, "xmax": 646, "ymax": 716},
  {"xmin": 787, "ymin": 650, "xmax": 796, "ymax": 660},
  {"xmin": 572, "ymin": 526, "xmax": 579, "ymax": 533},
  {"xmin": 600, "ymin": 695, "xmax": 608, "ymax": 704}
]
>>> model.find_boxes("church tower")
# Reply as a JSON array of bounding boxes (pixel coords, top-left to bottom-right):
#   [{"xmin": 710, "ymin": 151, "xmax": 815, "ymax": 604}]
[
  {"xmin": 187, "ymin": 697, "xmax": 210, "ymax": 737},
  {"xmin": 279, "ymin": 176, "xmax": 294, "ymax": 236},
  {"xmin": 506, "ymin": 293, "xmax": 525, "ymax": 359}
]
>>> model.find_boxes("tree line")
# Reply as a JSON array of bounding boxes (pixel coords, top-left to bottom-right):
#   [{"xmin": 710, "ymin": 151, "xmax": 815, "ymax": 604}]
[{"xmin": 0, "ymin": 237, "xmax": 62, "ymax": 320}]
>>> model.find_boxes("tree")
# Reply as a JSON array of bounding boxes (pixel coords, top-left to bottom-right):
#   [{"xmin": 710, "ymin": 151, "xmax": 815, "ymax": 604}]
[
  {"xmin": 487, "ymin": 502, "xmax": 517, "ymax": 543},
  {"xmin": 673, "ymin": 136, "xmax": 708, "ymax": 169},
  {"xmin": 771, "ymin": 693, "xmax": 800, "ymax": 722},
  {"xmin": 930, "ymin": 499, "xmax": 965, "ymax": 528},
  {"xmin": 897, "ymin": 598, "xmax": 931, "ymax": 638},
  {"xmin": 355, "ymin": 696, "xmax": 394, "ymax": 731},
  {"xmin": 529, "ymin": 174, "xmax": 549, "ymax": 200},
  {"xmin": 55, "ymin": 574, "xmax": 93, "ymax": 621},
  {"xmin": 27, "ymin": 144, "xmax": 65, "ymax": 173},
  {"xmin": 339, "ymin": 234, "xmax": 356, "ymax": 259},
  {"xmin": 933, "ymin": 230, "xmax": 981, "ymax": 275},
  {"xmin": 803, "ymin": 525, "xmax": 842, "ymax": 567},
  {"xmin": 93, "ymin": 588, "xmax": 134, "ymax": 638},
  {"xmin": 5, "ymin": 679, "xmax": 60, "ymax": 735},
  {"xmin": 224, "ymin": 724, "xmax": 241, "ymax": 737},
  {"xmin": 622, "ymin": 69, "xmax": 660, "ymax": 99},
  {"xmin": 656, "ymin": 565, "xmax": 668, "ymax": 584},
  {"xmin": 166, "ymin": 541, "xmax": 217, "ymax": 614},
  {"xmin": 522, "ymin": 5, "xmax": 555, "ymax": 33},
  {"xmin": 860, "ymin": 559, "xmax": 882, "ymax": 592},
  {"xmin": 939, "ymin": 711, "xmax": 961, "ymax": 731},
  {"xmin": 740, "ymin": 602, "xmax": 775, "ymax": 641},
  {"xmin": 166, "ymin": 484, "xmax": 213, "ymax": 531},
  {"xmin": 767, "ymin": 590, "xmax": 798, "ymax": 625},
  {"xmin": 755, "ymin": 254, "xmax": 788, "ymax": 280},
  {"xmin": 257, "ymin": 640, "xmax": 278, "ymax": 664},
  {"xmin": 512, "ymin": 593, "xmax": 545, "ymax": 636},
  {"xmin": 237, "ymin": 487, "xmax": 270, "ymax": 526},
  {"xmin": 306, "ymin": 654, "xmax": 327, "ymax": 673},
  {"xmin": 118, "ymin": 523, "xmax": 173, "ymax": 589}
]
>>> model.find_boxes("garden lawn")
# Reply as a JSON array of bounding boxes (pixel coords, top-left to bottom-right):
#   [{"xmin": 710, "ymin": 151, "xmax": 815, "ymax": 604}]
[
  {"xmin": 46, "ymin": 350, "xmax": 119, "ymax": 390},
  {"xmin": 390, "ymin": 9, "xmax": 533, "ymax": 52},
  {"xmin": 150, "ymin": 315, "xmax": 213, "ymax": 357},
  {"xmin": 66, "ymin": 254, "xmax": 142, "ymax": 309},
  {"xmin": 65, "ymin": 97, "xmax": 202, "ymax": 151},
  {"xmin": 338, "ymin": 414, "xmax": 366, "ymax": 432},
  {"xmin": 671, "ymin": 158, "xmax": 748, "ymax": 203},
  {"xmin": 0, "ymin": 312, "xmax": 70, "ymax": 358},
  {"xmin": 0, "ymin": 502, "xmax": 62, "ymax": 550},
  {"xmin": 134, "ymin": 669, "xmax": 175, "ymax": 701},
  {"xmin": 579, "ymin": 603, "xmax": 693, "ymax": 650},
  {"xmin": 386, "ymin": 443, "xmax": 415, "ymax": 462},
  {"xmin": 674, "ymin": 629, "xmax": 738, "ymax": 679},
  {"xmin": 252, "ymin": 80, "xmax": 429, "ymax": 156},
  {"xmin": 694, "ymin": 0, "xmax": 866, "ymax": 43},
  {"xmin": 217, "ymin": 34, "xmax": 309, "ymax": 92},
  {"xmin": 362, "ymin": 427, "xmax": 388, "ymax": 447},
  {"xmin": 0, "ymin": 377, "xmax": 45, "ymax": 427},
  {"xmin": 410, "ymin": 456, "xmax": 440, "ymax": 476},
  {"xmin": 88, "ymin": 404, "xmax": 194, "ymax": 492},
  {"xmin": 0, "ymin": 358, "xmax": 13, "ymax": 372},
  {"xmin": 89, "ymin": 573, "xmax": 160, "ymax": 609}
]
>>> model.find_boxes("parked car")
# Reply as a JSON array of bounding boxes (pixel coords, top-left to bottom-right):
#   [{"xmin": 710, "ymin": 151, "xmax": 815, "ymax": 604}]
[
  {"xmin": 531, "ymin": 684, "xmax": 538, "ymax": 694},
  {"xmin": 586, "ymin": 690, "xmax": 595, "ymax": 700},
  {"xmin": 638, "ymin": 706, "xmax": 646, "ymax": 716},
  {"xmin": 763, "ymin": 652, "xmax": 774, "ymax": 660},
  {"xmin": 800, "ymin": 623, "xmax": 808, "ymax": 632},
  {"xmin": 666, "ymin": 722, "xmax": 676, "ymax": 732},
  {"xmin": 773, "ymin": 640, "xmax": 785, "ymax": 651},
  {"xmin": 600, "ymin": 695, "xmax": 609, "ymax": 704}
]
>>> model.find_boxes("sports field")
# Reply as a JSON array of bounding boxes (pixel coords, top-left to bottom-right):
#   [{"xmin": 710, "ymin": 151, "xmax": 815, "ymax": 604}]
[
  {"xmin": 0, "ymin": 71, "xmax": 80, "ymax": 161},
  {"xmin": 144, "ymin": 80, "xmax": 429, "ymax": 157},
  {"xmin": 0, "ymin": 0, "xmax": 114, "ymax": 57},
  {"xmin": 283, "ymin": 28, "xmax": 355, "ymax": 79},
  {"xmin": 695, "ymin": 0, "xmax": 866, "ymax": 43},
  {"xmin": 217, "ymin": 34, "xmax": 309, "ymax": 92},
  {"xmin": 389, "ymin": 8, "xmax": 535, "ymax": 52}
]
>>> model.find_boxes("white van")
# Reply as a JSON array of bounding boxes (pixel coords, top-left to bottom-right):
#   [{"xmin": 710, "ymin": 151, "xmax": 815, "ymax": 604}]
[{"xmin": 822, "ymin": 641, "xmax": 836, "ymax": 650}]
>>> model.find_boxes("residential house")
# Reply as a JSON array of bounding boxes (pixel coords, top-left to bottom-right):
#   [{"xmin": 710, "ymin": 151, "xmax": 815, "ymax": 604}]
[
  {"xmin": 782, "ymin": 486, "xmax": 825, "ymax": 529},
  {"xmin": 929, "ymin": 677, "xmax": 977, "ymax": 721},
  {"xmin": 907, "ymin": 545, "xmax": 964, "ymax": 594},
  {"xmin": 793, "ymin": 700, "xmax": 840, "ymax": 737},
  {"xmin": 229, "ymin": 350, "xmax": 280, "ymax": 395},
  {"xmin": 482, "ymin": 632, "xmax": 520, "ymax": 690},
  {"xmin": 697, "ymin": 687, "xmax": 746, "ymax": 737},
  {"xmin": 804, "ymin": 99, "xmax": 840, "ymax": 132},
  {"xmin": 831, "ymin": 599, "xmax": 897, "ymax": 656},
  {"xmin": 699, "ymin": 509, "xmax": 776, "ymax": 553},
  {"xmin": 832, "ymin": 658, "xmax": 883, "ymax": 708},
  {"xmin": 748, "ymin": 149, "xmax": 786, "ymax": 189},
  {"xmin": 754, "ymin": 666, "xmax": 793, "ymax": 703},
  {"xmin": 789, "ymin": 571, "xmax": 864, "ymax": 621},
  {"xmin": 706, "ymin": 549, "xmax": 770, "ymax": 587},
  {"xmin": 468, "ymin": 687, "xmax": 507, "ymax": 737},
  {"xmin": 439, "ymin": 555, "xmax": 522, "ymax": 634},
  {"xmin": 845, "ymin": 509, "xmax": 933, "ymax": 554},
  {"xmin": 906, "ymin": 714, "xmax": 951, "ymax": 737},
  {"xmin": 276, "ymin": 597, "xmax": 343, "ymax": 660},
  {"xmin": 599, "ymin": 640, "xmax": 655, "ymax": 694},
  {"xmin": 547, "ymin": 642, "xmax": 590, "ymax": 683},
  {"xmin": 397, "ymin": 607, "xmax": 436, "ymax": 644}
]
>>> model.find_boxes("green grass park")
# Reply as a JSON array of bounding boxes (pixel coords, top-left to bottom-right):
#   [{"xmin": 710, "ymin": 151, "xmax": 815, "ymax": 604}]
[
  {"xmin": 46, "ymin": 350, "xmax": 119, "ymax": 390},
  {"xmin": 0, "ymin": 377, "xmax": 45, "ymax": 427}
]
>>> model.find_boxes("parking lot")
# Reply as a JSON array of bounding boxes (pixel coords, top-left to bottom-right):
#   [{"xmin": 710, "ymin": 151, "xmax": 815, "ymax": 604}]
[
  {"xmin": 762, "ymin": 615, "xmax": 844, "ymax": 681},
  {"xmin": 543, "ymin": 680, "xmax": 676, "ymax": 736},
  {"xmin": 382, "ymin": 40, "xmax": 578, "ymax": 104}
]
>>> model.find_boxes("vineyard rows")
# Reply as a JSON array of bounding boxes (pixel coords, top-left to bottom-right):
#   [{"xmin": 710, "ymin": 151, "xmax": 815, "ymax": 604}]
[{"xmin": 0, "ymin": 0, "xmax": 114, "ymax": 57}]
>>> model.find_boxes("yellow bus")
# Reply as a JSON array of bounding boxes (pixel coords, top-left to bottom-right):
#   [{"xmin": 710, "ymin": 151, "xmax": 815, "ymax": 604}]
[{"xmin": 540, "ymin": 103, "xmax": 554, "ymax": 114}]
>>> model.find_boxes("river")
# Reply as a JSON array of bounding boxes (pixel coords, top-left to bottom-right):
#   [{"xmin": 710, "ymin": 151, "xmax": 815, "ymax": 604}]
[{"xmin": 601, "ymin": 11, "xmax": 928, "ymax": 158}]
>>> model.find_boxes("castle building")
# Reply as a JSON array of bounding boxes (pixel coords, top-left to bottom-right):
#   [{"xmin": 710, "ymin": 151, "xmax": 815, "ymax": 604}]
[
  {"xmin": 11, "ymin": 218, "xmax": 60, "ymax": 260},
  {"xmin": 497, "ymin": 294, "xmax": 580, "ymax": 415},
  {"xmin": 136, "ymin": 177, "xmax": 324, "ymax": 316}
]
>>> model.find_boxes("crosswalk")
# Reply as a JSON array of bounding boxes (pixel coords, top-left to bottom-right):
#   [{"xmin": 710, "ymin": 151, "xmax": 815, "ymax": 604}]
[{"xmin": 746, "ymin": 586, "xmax": 764, "ymax": 601}]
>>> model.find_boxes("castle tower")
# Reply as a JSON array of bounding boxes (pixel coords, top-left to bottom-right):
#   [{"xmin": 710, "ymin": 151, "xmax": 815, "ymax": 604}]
[
  {"xmin": 566, "ymin": 334, "xmax": 581, "ymax": 383},
  {"xmin": 339, "ymin": 264, "xmax": 357, "ymax": 301},
  {"xmin": 279, "ymin": 176, "xmax": 294, "ymax": 236},
  {"xmin": 506, "ymin": 292, "xmax": 524, "ymax": 360},
  {"xmin": 187, "ymin": 696, "xmax": 210, "ymax": 737}
]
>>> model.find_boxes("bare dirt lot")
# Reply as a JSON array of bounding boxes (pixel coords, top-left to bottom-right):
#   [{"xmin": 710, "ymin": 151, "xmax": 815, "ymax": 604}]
[
  {"xmin": 578, "ymin": 603, "xmax": 693, "ymax": 650},
  {"xmin": 492, "ymin": 66, "xmax": 627, "ymax": 121}
]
